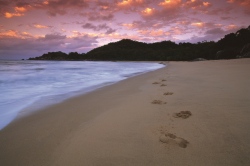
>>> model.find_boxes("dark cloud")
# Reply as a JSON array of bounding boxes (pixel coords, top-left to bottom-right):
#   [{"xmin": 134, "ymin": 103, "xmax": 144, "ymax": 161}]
[
  {"xmin": 44, "ymin": 0, "xmax": 88, "ymax": 16},
  {"xmin": 105, "ymin": 28, "xmax": 116, "ymax": 34},
  {"xmin": 0, "ymin": 0, "xmax": 10, "ymax": 7},
  {"xmin": 82, "ymin": 23, "xmax": 116, "ymax": 34},
  {"xmin": 43, "ymin": 33, "xmax": 66, "ymax": 40},
  {"xmin": 15, "ymin": 2, "xmax": 31, "ymax": 7},
  {"xmin": 88, "ymin": 13, "xmax": 114, "ymax": 21},
  {"xmin": 184, "ymin": 27, "xmax": 241, "ymax": 43},
  {"xmin": 228, "ymin": 0, "xmax": 250, "ymax": 15},
  {"xmin": 206, "ymin": 28, "xmax": 224, "ymax": 35},
  {"xmin": 0, "ymin": 0, "xmax": 11, "ymax": 16}
]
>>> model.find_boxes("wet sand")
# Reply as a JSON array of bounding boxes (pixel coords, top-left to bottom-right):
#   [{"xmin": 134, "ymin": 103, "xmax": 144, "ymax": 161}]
[{"xmin": 0, "ymin": 59, "xmax": 250, "ymax": 166}]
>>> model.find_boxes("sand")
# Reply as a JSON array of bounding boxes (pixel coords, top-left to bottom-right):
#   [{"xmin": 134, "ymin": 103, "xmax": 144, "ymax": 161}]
[{"xmin": 0, "ymin": 59, "xmax": 250, "ymax": 166}]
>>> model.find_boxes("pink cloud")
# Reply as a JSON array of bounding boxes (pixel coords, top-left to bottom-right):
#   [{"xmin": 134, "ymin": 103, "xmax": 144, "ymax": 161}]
[
  {"xmin": 33, "ymin": 24, "xmax": 51, "ymax": 29},
  {"xmin": 0, "ymin": 30, "xmax": 98, "ymax": 59}
]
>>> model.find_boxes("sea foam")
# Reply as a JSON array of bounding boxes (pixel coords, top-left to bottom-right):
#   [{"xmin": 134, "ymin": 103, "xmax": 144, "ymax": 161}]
[{"xmin": 0, "ymin": 60, "xmax": 164, "ymax": 130}]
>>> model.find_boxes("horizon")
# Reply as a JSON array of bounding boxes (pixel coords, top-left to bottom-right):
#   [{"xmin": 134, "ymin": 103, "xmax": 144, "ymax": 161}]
[{"xmin": 0, "ymin": 0, "xmax": 249, "ymax": 59}]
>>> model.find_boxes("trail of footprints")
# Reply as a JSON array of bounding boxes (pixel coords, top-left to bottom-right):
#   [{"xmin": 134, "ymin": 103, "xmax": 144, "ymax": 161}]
[{"xmin": 151, "ymin": 77, "xmax": 192, "ymax": 149}]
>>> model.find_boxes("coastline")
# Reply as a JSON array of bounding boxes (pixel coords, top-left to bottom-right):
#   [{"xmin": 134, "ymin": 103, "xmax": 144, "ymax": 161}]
[
  {"xmin": 0, "ymin": 59, "xmax": 250, "ymax": 165},
  {"xmin": 0, "ymin": 61, "xmax": 164, "ymax": 130}
]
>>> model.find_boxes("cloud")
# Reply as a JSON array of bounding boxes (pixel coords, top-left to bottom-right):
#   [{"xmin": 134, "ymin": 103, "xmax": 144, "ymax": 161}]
[
  {"xmin": 0, "ymin": 31, "xmax": 98, "ymax": 59},
  {"xmin": 4, "ymin": 12, "xmax": 23, "ymax": 18},
  {"xmin": 0, "ymin": 30, "xmax": 19, "ymax": 38},
  {"xmin": 41, "ymin": 33, "xmax": 67, "ymax": 40},
  {"xmin": 183, "ymin": 26, "xmax": 242, "ymax": 43},
  {"xmin": 205, "ymin": 28, "xmax": 225, "ymax": 35},
  {"xmin": 0, "ymin": 1, "xmax": 11, "ymax": 15},
  {"xmin": 0, "ymin": 0, "xmax": 90, "ymax": 18},
  {"xmin": 117, "ymin": 0, "xmax": 146, "ymax": 10},
  {"xmin": 184, "ymin": 0, "xmax": 212, "ymax": 10},
  {"xmin": 87, "ymin": 13, "xmax": 114, "ymax": 21},
  {"xmin": 82, "ymin": 23, "xmax": 116, "ymax": 34},
  {"xmin": 15, "ymin": 6, "xmax": 27, "ymax": 12},
  {"xmin": 227, "ymin": 0, "xmax": 250, "ymax": 14},
  {"xmin": 139, "ymin": 0, "xmax": 183, "ymax": 23},
  {"xmin": 191, "ymin": 22, "xmax": 205, "ymax": 28},
  {"xmin": 42, "ymin": 0, "xmax": 89, "ymax": 16},
  {"xmin": 33, "ymin": 24, "xmax": 51, "ymax": 29},
  {"xmin": 158, "ymin": 0, "xmax": 182, "ymax": 8}
]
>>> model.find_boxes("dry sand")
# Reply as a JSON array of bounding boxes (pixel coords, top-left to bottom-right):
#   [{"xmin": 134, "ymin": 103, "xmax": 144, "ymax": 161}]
[{"xmin": 0, "ymin": 59, "xmax": 250, "ymax": 166}]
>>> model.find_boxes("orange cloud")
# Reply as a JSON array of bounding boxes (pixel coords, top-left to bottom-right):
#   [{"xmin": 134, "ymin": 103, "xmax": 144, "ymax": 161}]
[
  {"xmin": 191, "ymin": 22, "xmax": 205, "ymax": 28},
  {"xmin": 137, "ymin": 29, "xmax": 168, "ymax": 37},
  {"xmin": 4, "ymin": 5, "xmax": 29, "ymax": 18},
  {"xmin": 117, "ymin": 0, "xmax": 131, "ymax": 6},
  {"xmin": 4, "ymin": 12, "xmax": 23, "ymax": 18},
  {"xmin": 15, "ymin": 7, "xmax": 27, "ymax": 12},
  {"xmin": 0, "ymin": 30, "xmax": 19, "ymax": 38},
  {"xmin": 150, "ymin": 29, "xmax": 164, "ymax": 36},
  {"xmin": 33, "ymin": 24, "xmax": 49, "ymax": 29},
  {"xmin": 203, "ymin": 2, "xmax": 211, "ymax": 7},
  {"xmin": 184, "ymin": 0, "xmax": 212, "ymax": 10},
  {"xmin": 43, "ymin": 1, "xmax": 49, "ymax": 5},
  {"xmin": 0, "ymin": 30, "xmax": 37, "ymax": 39},
  {"xmin": 117, "ymin": 0, "xmax": 144, "ymax": 6},
  {"xmin": 226, "ymin": 24, "xmax": 238, "ymax": 30},
  {"xmin": 141, "ymin": 7, "xmax": 155, "ymax": 16},
  {"xmin": 122, "ymin": 23, "xmax": 135, "ymax": 29},
  {"xmin": 159, "ymin": 0, "xmax": 181, "ymax": 8}
]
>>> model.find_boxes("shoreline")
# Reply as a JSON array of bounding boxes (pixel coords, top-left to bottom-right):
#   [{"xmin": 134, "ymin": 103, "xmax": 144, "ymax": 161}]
[
  {"xmin": 1, "ymin": 59, "xmax": 250, "ymax": 165},
  {"xmin": 0, "ymin": 61, "xmax": 165, "ymax": 130}
]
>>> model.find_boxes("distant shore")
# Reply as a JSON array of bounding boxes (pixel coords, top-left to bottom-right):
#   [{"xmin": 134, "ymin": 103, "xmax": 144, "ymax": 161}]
[{"xmin": 0, "ymin": 59, "xmax": 250, "ymax": 165}]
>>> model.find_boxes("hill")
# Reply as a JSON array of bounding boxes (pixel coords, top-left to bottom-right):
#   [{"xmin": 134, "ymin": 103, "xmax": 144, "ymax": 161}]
[{"xmin": 29, "ymin": 25, "xmax": 250, "ymax": 61}]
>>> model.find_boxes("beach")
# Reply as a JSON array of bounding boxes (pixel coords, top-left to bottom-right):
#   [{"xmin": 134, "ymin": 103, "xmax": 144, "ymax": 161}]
[{"xmin": 0, "ymin": 59, "xmax": 250, "ymax": 165}]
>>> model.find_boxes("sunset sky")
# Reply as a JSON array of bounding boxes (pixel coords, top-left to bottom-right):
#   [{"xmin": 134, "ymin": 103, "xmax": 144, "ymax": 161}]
[{"xmin": 0, "ymin": 0, "xmax": 249, "ymax": 59}]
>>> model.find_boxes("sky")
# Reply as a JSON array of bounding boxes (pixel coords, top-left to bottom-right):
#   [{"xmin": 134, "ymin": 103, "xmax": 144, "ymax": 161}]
[{"xmin": 0, "ymin": 0, "xmax": 249, "ymax": 59}]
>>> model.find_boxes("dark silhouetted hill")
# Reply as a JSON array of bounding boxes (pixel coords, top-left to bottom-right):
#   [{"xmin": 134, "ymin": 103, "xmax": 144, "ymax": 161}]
[{"xmin": 29, "ymin": 25, "xmax": 250, "ymax": 61}]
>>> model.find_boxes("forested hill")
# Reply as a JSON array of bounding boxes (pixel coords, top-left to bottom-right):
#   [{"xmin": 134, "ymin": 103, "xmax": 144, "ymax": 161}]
[{"xmin": 29, "ymin": 25, "xmax": 250, "ymax": 61}]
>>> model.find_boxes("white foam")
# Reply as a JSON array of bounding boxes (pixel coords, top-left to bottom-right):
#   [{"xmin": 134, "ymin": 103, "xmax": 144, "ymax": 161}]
[{"xmin": 0, "ymin": 60, "xmax": 165, "ymax": 130}]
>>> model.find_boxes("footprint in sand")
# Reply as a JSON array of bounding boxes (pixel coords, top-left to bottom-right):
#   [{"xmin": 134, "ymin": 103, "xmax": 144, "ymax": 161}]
[
  {"xmin": 164, "ymin": 92, "xmax": 173, "ymax": 95},
  {"xmin": 159, "ymin": 132, "xmax": 189, "ymax": 148},
  {"xmin": 174, "ymin": 111, "xmax": 192, "ymax": 119},
  {"xmin": 152, "ymin": 82, "xmax": 160, "ymax": 84},
  {"xmin": 161, "ymin": 79, "xmax": 166, "ymax": 82},
  {"xmin": 151, "ymin": 100, "xmax": 167, "ymax": 104},
  {"xmin": 160, "ymin": 84, "xmax": 167, "ymax": 87}
]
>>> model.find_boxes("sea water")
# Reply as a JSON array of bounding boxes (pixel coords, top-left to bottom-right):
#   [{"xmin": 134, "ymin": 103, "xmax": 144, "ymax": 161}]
[{"xmin": 0, "ymin": 60, "xmax": 164, "ymax": 130}]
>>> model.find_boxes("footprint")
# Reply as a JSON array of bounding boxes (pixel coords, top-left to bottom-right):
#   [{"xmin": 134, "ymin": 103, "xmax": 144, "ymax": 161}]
[
  {"xmin": 164, "ymin": 92, "xmax": 173, "ymax": 95},
  {"xmin": 174, "ymin": 111, "xmax": 192, "ymax": 119},
  {"xmin": 161, "ymin": 79, "xmax": 166, "ymax": 82},
  {"xmin": 160, "ymin": 84, "xmax": 167, "ymax": 87},
  {"xmin": 159, "ymin": 132, "xmax": 189, "ymax": 148},
  {"xmin": 152, "ymin": 82, "xmax": 160, "ymax": 84},
  {"xmin": 152, "ymin": 100, "xmax": 167, "ymax": 104}
]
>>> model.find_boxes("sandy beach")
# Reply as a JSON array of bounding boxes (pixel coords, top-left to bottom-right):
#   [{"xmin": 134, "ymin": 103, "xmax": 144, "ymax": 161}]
[{"xmin": 0, "ymin": 59, "xmax": 250, "ymax": 166}]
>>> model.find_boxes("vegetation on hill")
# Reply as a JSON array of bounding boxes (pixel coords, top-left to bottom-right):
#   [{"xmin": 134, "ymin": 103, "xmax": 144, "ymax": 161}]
[{"xmin": 29, "ymin": 25, "xmax": 250, "ymax": 61}]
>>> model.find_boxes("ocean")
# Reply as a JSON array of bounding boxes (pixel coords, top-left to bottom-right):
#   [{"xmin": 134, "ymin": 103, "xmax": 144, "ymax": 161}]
[{"xmin": 0, "ymin": 60, "xmax": 164, "ymax": 130}]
